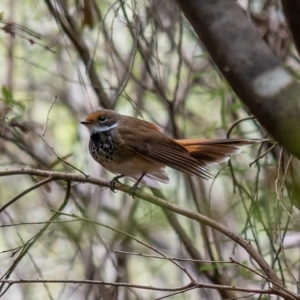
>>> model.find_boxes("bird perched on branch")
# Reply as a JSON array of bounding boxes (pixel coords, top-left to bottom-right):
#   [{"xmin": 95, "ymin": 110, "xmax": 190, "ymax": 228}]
[{"xmin": 81, "ymin": 109, "xmax": 261, "ymax": 194}]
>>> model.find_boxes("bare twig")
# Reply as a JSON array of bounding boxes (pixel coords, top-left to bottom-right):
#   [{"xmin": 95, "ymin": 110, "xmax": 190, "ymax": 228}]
[
  {"xmin": 249, "ymin": 143, "xmax": 277, "ymax": 167},
  {"xmin": 46, "ymin": 207, "xmax": 196, "ymax": 283},
  {"xmin": 39, "ymin": 135, "xmax": 87, "ymax": 176},
  {"xmin": 111, "ymin": 250, "xmax": 231, "ymax": 264},
  {"xmin": 0, "ymin": 177, "xmax": 54, "ymax": 213},
  {"xmin": 0, "ymin": 181, "xmax": 71, "ymax": 294},
  {"xmin": 42, "ymin": 95, "xmax": 57, "ymax": 137},
  {"xmin": 0, "ymin": 278, "xmax": 278, "ymax": 296},
  {"xmin": 226, "ymin": 116, "xmax": 256, "ymax": 138},
  {"xmin": 0, "ymin": 168, "xmax": 292, "ymax": 298}
]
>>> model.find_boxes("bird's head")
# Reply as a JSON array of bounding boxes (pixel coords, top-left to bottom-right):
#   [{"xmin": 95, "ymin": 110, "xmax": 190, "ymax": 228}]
[{"xmin": 81, "ymin": 109, "xmax": 120, "ymax": 135}]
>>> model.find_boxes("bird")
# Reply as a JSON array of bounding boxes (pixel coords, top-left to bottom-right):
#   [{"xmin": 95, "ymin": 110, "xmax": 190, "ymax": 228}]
[{"xmin": 81, "ymin": 109, "xmax": 262, "ymax": 195}]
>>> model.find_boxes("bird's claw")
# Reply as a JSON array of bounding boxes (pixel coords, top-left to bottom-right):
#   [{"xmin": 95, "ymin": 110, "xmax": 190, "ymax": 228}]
[
  {"xmin": 109, "ymin": 180, "xmax": 118, "ymax": 193},
  {"xmin": 129, "ymin": 184, "xmax": 139, "ymax": 198},
  {"xmin": 128, "ymin": 172, "xmax": 145, "ymax": 198},
  {"xmin": 109, "ymin": 173, "xmax": 144, "ymax": 198},
  {"xmin": 109, "ymin": 175, "xmax": 124, "ymax": 193}
]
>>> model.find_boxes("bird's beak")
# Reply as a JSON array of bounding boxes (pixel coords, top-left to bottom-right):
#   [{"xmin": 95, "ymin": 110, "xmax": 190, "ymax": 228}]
[{"xmin": 80, "ymin": 121, "xmax": 91, "ymax": 125}]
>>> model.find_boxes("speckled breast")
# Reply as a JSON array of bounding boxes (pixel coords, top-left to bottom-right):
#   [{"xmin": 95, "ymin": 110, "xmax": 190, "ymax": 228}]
[{"xmin": 89, "ymin": 131, "xmax": 116, "ymax": 166}]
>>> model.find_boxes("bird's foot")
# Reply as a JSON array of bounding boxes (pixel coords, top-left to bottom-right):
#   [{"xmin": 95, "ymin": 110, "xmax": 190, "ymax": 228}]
[
  {"xmin": 129, "ymin": 182, "xmax": 140, "ymax": 198},
  {"xmin": 129, "ymin": 172, "xmax": 146, "ymax": 198},
  {"xmin": 109, "ymin": 175, "xmax": 124, "ymax": 193}
]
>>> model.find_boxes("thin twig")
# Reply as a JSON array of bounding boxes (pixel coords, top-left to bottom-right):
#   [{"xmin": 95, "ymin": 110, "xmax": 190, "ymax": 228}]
[
  {"xmin": 230, "ymin": 258, "xmax": 297, "ymax": 299},
  {"xmin": 226, "ymin": 116, "xmax": 256, "ymax": 138},
  {"xmin": 45, "ymin": 206, "xmax": 196, "ymax": 283},
  {"xmin": 42, "ymin": 95, "xmax": 57, "ymax": 137},
  {"xmin": 0, "ymin": 279, "xmax": 278, "ymax": 295},
  {"xmin": 0, "ymin": 182, "xmax": 72, "ymax": 294},
  {"xmin": 0, "ymin": 219, "xmax": 81, "ymax": 228},
  {"xmin": 155, "ymin": 286, "xmax": 197, "ymax": 300},
  {"xmin": 39, "ymin": 135, "xmax": 87, "ymax": 176},
  {"xmin": 0, "ymin": 177, "xmax": 54, "ymax": 214},
  {"xmin": 249, "ymin": 143, "xmax": 277, "ymax": 167},
  {"xmin": 0, "ymin": 168, "xmax": 295, "ymax": 299},
  {"xmin": 111, "ymin": 250, "xmax": 231, "ymax": 264}
]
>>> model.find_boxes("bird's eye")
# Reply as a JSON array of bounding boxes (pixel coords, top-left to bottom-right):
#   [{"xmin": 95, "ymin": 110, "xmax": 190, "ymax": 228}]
[{"xmin": 98, "ymin": 116, "xmax": 107, "ymax": 123}]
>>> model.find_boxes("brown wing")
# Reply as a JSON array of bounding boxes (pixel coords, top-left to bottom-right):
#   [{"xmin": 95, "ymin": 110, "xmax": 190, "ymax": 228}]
[
  {"xmin": 144, "ymin": 138, "xmax": 212, "ymax": 179},
  {"xmin": 118, "ymin": 117, "xmax": 211, "ymax": 179},
  {"xmin": 176, "ymin": 139, "xmax": 261, "ymax": 164}
]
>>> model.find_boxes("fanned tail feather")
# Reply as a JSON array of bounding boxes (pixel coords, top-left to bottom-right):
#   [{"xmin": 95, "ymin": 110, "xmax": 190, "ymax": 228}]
[{"xmin": 176, "ymin": 139, "xmax": 263, "ymax": 165}]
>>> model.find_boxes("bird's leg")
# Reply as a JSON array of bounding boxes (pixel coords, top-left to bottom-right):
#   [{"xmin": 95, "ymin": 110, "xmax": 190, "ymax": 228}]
[
  {"xmin": 129, "ymin": 172, "xmax": 146, "ymax": 197},
  {"xmin": 109, "ymin": 175, "xmax": 125, "ymax": 193}
]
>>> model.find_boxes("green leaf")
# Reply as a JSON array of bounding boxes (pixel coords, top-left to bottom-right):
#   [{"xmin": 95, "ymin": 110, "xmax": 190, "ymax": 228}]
[{"xmin": 1, "ymin": 86, "xmax": 13, "ymax": 104}]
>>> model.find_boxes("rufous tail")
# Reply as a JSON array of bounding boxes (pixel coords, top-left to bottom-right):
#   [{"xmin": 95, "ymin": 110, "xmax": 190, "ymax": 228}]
[{"xmin": 176, "ymin": 139, "xmax": 263, "ymax": 164}]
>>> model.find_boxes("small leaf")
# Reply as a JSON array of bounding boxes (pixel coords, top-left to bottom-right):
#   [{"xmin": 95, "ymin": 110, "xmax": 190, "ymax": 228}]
[{"xmin": 1, "ymin": 86, "xmax": 13, "ymax": 104}]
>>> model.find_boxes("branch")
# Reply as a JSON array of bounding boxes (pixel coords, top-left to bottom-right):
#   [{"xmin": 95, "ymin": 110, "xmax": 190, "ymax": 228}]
[
  {"xmin": 0, "ymin": 177, "xmax": 54, "ymax": 213},
  {"xmin": 175, "ymin": 0, "xmax": 300, "ymax": 160},
  {"xmin": 44, "ymin": 0, "xmax": 112, "ymax": 109},
  {"xmin": 0, "ymin": 278, "xmax": 277, "ymax": 296},
  {"xmin": 281, "ymin": 0, "xmax": 300, "ymax": 57},
  {"xmin": 0, "ymin": 181, "xmax": 71, "ymax": 293},
  {"xmin": 0, "ymin": 168, "xmax": 296, "ymax": 299}
]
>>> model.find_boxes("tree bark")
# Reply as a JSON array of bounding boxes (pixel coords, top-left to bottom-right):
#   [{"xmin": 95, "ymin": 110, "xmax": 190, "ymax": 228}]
[
  {"xmin": 281, "ymin": 0, "xmax": 300, "ymax": 57},
  {"xmin": 175, "ymin": 0, "xmax": 300, "ymax": 161}
]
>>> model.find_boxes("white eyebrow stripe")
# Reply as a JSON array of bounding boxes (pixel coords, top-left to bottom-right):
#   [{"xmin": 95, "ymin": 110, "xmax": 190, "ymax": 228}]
[{"xmin": 97, "ymin": 122, "xmax": 118, "ymax": 132}]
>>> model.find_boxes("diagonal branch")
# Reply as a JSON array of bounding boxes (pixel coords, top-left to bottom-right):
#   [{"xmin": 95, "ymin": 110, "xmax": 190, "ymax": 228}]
[
  {"xmin": 44, "ymin": 0, "xmax": 112, "ymax": 109},
  {"xmin": 0, "ymin": 177, "xmax": 54, "ymax": 213},
  {"xmin": 0, "ymin": 181, "xmax": 71, "ymax": 294},
  {"xmin": 0, "ymin": 168, "xmax": 296, "ymax": 299},
  {"xmin": 175, "ymin": 0, "xmax": 300, "ymax": 160},
  {"xmin": 0, "ymin": 278, "xmax": 278, "ymax": 296}
]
